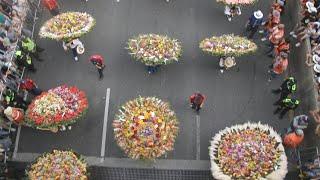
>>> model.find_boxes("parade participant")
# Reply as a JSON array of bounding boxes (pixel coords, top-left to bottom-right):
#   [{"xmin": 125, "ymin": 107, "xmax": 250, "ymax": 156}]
[
  {"xmin": 271, "ymin": 38, "xmax": 290, "ymax": 57},
  {"xmin": 3, "ymin": 106, "xmax": 24, "ymax": 125},
  {"xmin": 273, "ymin": 97, "xmax": 300, "ymax": 119},
  {"xmin": 260, "ymin": 10, "xmax": 281, "ymax": 41},
  {"xmin": 146, "ymin": 65, "xmax": 160, "ymax": 74},
  {"xmin": 224, "ymin": 5, "xmax": 241, "ymax": 22},
  {"xmin": 282, "ymin": 129, "xmax": 304, "ymax": 149},
  {"xmin": 41, "ymin": 0, "xmax": 59, "ymax": 16},
  {"xmin": 189, "ymin": 92, "xmax": 206, "ymax": 112},
  {"xmin": 266, "ymin": 24, "xmax": 285, "ymax": 54},
  {"xmin": 245, "ymin": 10, "xmax": 264, "ymax": 39},
  {"xmin": 15, "ymin": 50, "xmax": 36, "ymax": 72},
  {"xmin": 20, "ymin": 78, "xmax": 42, "ymax": 96},
  {"xmin": 21, "ymin": 37, "xmax": 44, "ymax": 61},
  {"xmin": 268, "ymin": 52, "xmax": 288, "ymax": 82},
  {"xmin": 62, "ymin": 38, "xmax": 84, "ymax": 61},
  {"xmin": 89, "ymin": 54, "xmax": 105, "ymax": 79},
  {"xmin": 272, "ymin": 76, "xmax": 297, "ymax": 100},
  {"xmin": 219, "ymin": 56, "xmax": 236, "ymax": 73},
  {"xmin": 287, "ymin": 114, "xmax": 309, "ymax": 133}
]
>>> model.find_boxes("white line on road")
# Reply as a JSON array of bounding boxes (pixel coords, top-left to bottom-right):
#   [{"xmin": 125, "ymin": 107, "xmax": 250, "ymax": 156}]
[
  {"xmin": 13, "ymin": 126, "xmax": 21, "ymax": 159},
  {"xmin": 101, "ymin": 88, "xmax": 111, "ymax": 158},
  {"xmin": 196, "ymin": 115, "xmax": 200, "ymax": 160}
]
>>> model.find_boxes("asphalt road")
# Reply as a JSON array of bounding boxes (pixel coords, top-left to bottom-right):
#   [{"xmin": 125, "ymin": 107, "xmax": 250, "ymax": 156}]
[{"xmin": 17, "ymin": 0, "xmax": 290, "ymax": 161}]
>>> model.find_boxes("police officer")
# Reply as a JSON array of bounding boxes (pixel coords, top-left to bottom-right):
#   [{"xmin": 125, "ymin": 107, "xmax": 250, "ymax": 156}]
[
  {"xmin": 272, "ymin": 76, "xmax": 297, "ymax": 102},
  {"xmin": 15, "ymin": 50, "xmax": 36, "ymax": 72},
  {"xmin": 273, "ymin": 97, "xmax": 299, "ymax": 119},
  {"xmin": 21, "ymin": 37, "xmax": 44, "ymax": 61}
]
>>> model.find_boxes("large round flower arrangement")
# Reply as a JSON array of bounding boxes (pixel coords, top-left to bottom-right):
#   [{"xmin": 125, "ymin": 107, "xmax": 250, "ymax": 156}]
[
  {"xmin": 200, "ymin": 34, "xmax": 257, "ymax": 57},
  {"xmin": 113, "ymin": 97, "xmax": 179, "ymax": 159},
  {"xmin": 39, "ymin": 12, "xmax": 96, "ymax": 41},
  {"xmin": 209, "ymin": 122, "xmax": 287, "ymax": 180},
  {"xmin": 127, "ymin": 34, "xmax": 182, "ymax": 66},
  {"xmin": 26, "ymin": 150, "xmax": 88, "ymax": 179},
  {"xmin": 25, "ymin": 85, "xmax": 88, "ymax": 130}
]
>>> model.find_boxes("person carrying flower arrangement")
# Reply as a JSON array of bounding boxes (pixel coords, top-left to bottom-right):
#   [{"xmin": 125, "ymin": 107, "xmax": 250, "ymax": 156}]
[
  {"xmin": 62, "ymin": 38, "xmax": 84, "ymax": 62},
  {"xmin": 224, "ymin": 4, "xmax": 241, "ymax": 22},
  {"xmin": 219, "ymin": 56, "xmax": 236, "ymax": 73},
  {"xmin": 89, "ymin": 54, "xmax": 105, "ymax": 79},
  {"xmin": 189, "ymin": 92, "xmax": 206, "ymax": 112}
]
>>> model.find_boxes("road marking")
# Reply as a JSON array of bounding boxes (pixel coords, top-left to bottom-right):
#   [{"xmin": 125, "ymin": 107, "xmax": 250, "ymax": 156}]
[
  {"xmin": 101, "ymin": 88, "xmax": 111, "ymax": 158},
  {"xmin": 196, "ymin": 115, "xmax": 200, "ymax": 160},
  {"xmin": 13, "ymin": 126, "xmax": 21, "ymax": 159}
]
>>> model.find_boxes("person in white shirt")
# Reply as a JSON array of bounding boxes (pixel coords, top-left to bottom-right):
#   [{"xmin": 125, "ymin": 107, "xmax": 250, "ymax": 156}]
[
  {"xmin": 224, "ymin": 5, "xmax": 241, "ymax": 21},
  {"xmin": 62, "ymin": 38, "xmax": 83, "ymax": 61}
]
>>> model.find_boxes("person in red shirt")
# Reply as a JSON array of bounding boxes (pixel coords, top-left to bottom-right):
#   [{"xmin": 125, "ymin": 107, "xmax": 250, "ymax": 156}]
[
  {"xmin": 42, "ymin": 0, "xmax": 59, "ymax": 16},
  {"xmin": 189, "ymin": 92, "xmax": 206, "ymax": 112},
  {"xmin": 20, "ymin": 78, "xmax": 42, "ymax": 96},
  {"xmin": 89, "ymin": 54, "xmax": 105, "ymax": 80},
  {"xmin": 268, "ymin": 52, "xmax": 288, "ymax": 82}
]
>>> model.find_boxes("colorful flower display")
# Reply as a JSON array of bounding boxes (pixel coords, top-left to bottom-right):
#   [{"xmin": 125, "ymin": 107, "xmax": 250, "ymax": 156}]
[
  {"xmin": 200, "ymin": 34, "xmax": 257, "ymax": 57},
  {"xmin": 27, "ymin": 150, "xmax": 88, "ymax": 179},
  {"xmin": 39, "ymin": 12, "xmax": 96, "ymax": 41},
  {"xmin": 216, "ymin": 0, "xmax": 257, "ymax": 5},
  {"xmin": 113, "ymin": 97, "xmax": 179, "ymax": 159},
  {"xmin": 127, "ymin": 34, "xmax": 182, "ymax": 66},
  {"xmin": 209, "ymin": 122, "xmax": 287, "ymax": 180},
  {"xmin": 25, "ymin": 85, "xmax": 88, "ymax": 130}
]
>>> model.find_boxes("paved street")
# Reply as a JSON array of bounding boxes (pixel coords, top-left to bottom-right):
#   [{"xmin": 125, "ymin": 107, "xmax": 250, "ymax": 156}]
[{"xmin": 17, "ymin": 0, "xmax": 290, "ymax": 161}]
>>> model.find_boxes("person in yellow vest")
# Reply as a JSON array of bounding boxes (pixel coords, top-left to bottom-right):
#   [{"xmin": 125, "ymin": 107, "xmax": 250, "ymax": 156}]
[
  {"xmin": 21, "ymin": 37, "xmax": 44, "ymax": 61},
  {"xmin": 4, "ymin": 106, "xmax": 24, "ymax": 125},
  {"xmin": 15, "ymin": 50, "xmax": 36, "ymax": 72}
]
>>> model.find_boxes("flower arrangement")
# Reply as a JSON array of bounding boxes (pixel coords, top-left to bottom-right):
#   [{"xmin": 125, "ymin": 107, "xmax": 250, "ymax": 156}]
[
  {"xmin": 25, "ymin": 85, "xmax": 88, "ymax": 130},
  {"xmin": 26, "ymin": 150, "xmax": 88, "ymax": 179},
  {"xmin": 199, "ymin": 34, "xmax": 257, "ymax": 57},
  {"xmin": 113, "ymin": 96, "xmax": 179, "ymax": 159},
  {"xmin": 216, "ymin": 0, "xmax": 257, "ymax": 5},
  {"xmin": 127, "ymin": 34, "xmax": 182, "ymax": 66},
  {"xmin": 209, "ymin": 122, "xmax": 287, "ymax": 180},
  {"xmin": 39, "ymin": 12, "xmax": 96, "ymax": 41}
]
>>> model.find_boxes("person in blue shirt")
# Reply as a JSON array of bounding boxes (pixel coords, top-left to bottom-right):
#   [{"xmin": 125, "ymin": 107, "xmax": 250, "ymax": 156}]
[{"xmin": 245, "ymin": 10, "xmax": 264, "ymax": 39}]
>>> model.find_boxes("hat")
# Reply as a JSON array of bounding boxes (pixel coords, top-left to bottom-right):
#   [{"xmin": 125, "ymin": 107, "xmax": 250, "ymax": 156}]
[
  {"xmin": 224, "ymin": 57, "xmax": 236, "ymax": 68},
  {"xmin": 306, "ymin": 2, "xmax": 317, "ymax": 13},
  {"xmin": 4, "ymin": 107, "xmax": 12, "ymax": 117},
  {"xmin": 313, "ymin": 54, "xmax": 320, "ymax": 64},
  {"xmin": 295, "ymin": 129, "xmax": 304, "ymax": 136},
  {"xmin": 76, "ymin": 44, "xmax": 85, "ymax": 54},
  {"xmin": 254, "ymin": 10, "xmax": 263, "ymax": 19},
  {"xmin": 314, "ymin": 64, "xmax": 320, "ymax": 73}
]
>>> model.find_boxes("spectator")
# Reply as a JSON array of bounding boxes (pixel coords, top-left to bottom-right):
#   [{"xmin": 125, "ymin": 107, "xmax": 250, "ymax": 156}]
[
  {"xmin": 89, "ymin": 54, "xmax": 105, "ymax": 79},
  {"xmin": 287, "ymin": 115, "xmax": 309, "ymax": 133}
]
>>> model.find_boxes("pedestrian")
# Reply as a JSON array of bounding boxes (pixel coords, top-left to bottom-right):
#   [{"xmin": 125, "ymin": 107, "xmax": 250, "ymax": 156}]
[
  {"xmin": 62, "ymin": 38, "xmax": 84, "ymax": 61},
  {"xmin": 282, "ymin": 129, "xmax": 304, "ymax": 149},
  {"xmin": 146, "ymin": 65, "xmax": 160, "ymax": 74},
  {"xmin": 15, "ymin": 50, "xmax": 37, "ymax": 72},
  {"xmin": 20, "ymin": 78, "xmax": 42, "ymax": 96},
  {"xmin": 41, "ymin": 0, "xmax": 59, "ymax": 16},
  {"xmin": 219, "ymin": 56, "xmax": 236, "ymax": 73},
  {"xmin": 287, "ymin": 114, "xmax": 309, "ymax": 133},
  {"xmin": 273, "ymin": 97, "xmax": 300, "ymax": 119},
  {"xmin": 189, "ymin": 92, "xmax": 206, "ymax": 112},
  {"xmin": 272, "ymin": 76, "xmax": 297, "ymax": 101},
  {"xmin": 224, "ymin": 4, "xmax": 241, "ymax": 21},
  {"xmin": 268, "ymin": 52, "xmax": 288, "ymax": 82},
  {"xmin": 89, "ymin": 54, "xmax": 105, "ymax": 79},
  {"xmin": 4, "ymin": 106, "xmax": 24, "ymax": 125},
  {"xmin": 21, "ymin": 37, "xmax": 44, "ymax": 61},
  {"xmin": 245, "ymin": 10, "xmax": 264, "ymax": 39}
]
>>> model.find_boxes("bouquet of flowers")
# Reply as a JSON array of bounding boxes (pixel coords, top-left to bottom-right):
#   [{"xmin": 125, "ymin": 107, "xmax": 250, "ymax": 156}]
[
  {"xmin": 113, "ymin": 96, "xmax": 179, "ymax": 159},
  {"xmin": 127, "ymin": 34, "xmax": 182, "ymax": 66},
  {"xmin": 209, "ymin": 122, "xmax": 287, "ymax": 180},
  {"xmin": 199, "ymin": 34, "xmax": 257, "ymax": 57},
  {"xmin": 39, "ymin": 12, "xmax": 96, "ymax": 41},
  {"xmin": 26, "ymin": 150, "xmax": 88, "ymax": 179},
  {"xmin": 25, "ymin": 85, "xmax": 88, "ymax": 130},
  {"xmin": 216, "ymin": 0, "xmax": 257, "ymax": 5}
]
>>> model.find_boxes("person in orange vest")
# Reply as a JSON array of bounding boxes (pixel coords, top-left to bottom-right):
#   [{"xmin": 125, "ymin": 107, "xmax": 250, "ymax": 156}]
[
  {"xmin": 4, "ymin": 106, "xmax": 24, "ymax": 125},
  {"xmin": 42, "ymin": 0, "xmax": 59, "ymax": 16},
  {"xmin": 283, "ymin": 129, "xmax": 304, "ymax": 149},
  {"xmin": 270, "ymin": 38, "xmax": 290, "ymax": 57}
]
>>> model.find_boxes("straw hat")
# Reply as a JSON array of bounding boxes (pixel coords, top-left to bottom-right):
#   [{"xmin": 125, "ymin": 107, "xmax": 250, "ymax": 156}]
[
  {"xmin": 4, "ymin": 107, "xmax": 12, "ymax": 117},
  {"xmin": 77, "ymin": 44, "xmax": 85, "ymax": 54},
  {"xmin": 254, "ymin": 10, "xmax": 263, "ymax": 19},
  {"xmin": 313, "ymin": 54, "xmax": 320, "ymax": 64},
  {"xmin": 314, "ymin": 64, "xmax": 320, "ymax": 73},
  {"xmin": 224, "ymin": 57, "xmax": 236, "ymax": 68},
  {"xmin": 306, "ymin": 2, "xmax": 317, "ymax": 13}
]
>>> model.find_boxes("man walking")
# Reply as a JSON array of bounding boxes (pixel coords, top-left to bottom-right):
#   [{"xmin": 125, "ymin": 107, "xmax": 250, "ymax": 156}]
[
  {"xmin": 89, "ymin": 54, "xmax": 105, "ymax": 79},
  {"xmin": 189, "ymin": 92, "xmax": 206, "ymax": 112},
  {"xmin": 273, "ymin": 97, "xmax": 300, "ymax": 119},
  {"xmin": 272, "ymin": 76, "xmax": 297, "ymax": 102},
  {"xmin": 63, "ymin": 38, "xmax": 83, "ymax": 61},
  {"xmin": 245, "ymin": 10, "xmax": 264, "ymax": 39}
]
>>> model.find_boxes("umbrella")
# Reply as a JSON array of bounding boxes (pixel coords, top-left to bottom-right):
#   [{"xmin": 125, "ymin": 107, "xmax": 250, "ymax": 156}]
[
  {"xmin": 39, "ymin": 12, "xmax": 96, "ymax": 41},
  {"xmin": 199, "ymin": 34, "xmax": 257, "ymax": 57},
  {"xmin": 216, "ymin": 0, "xmax": 257, "ymax": 5}
]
